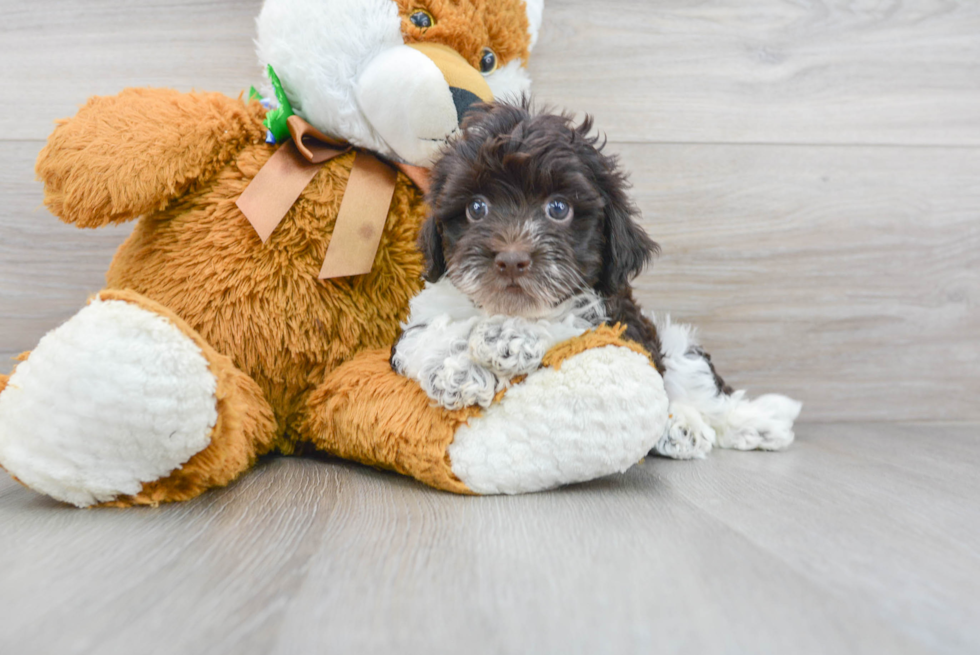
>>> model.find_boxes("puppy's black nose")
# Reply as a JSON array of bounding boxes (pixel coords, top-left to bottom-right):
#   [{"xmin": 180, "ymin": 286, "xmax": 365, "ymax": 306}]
[{"xmin": 495, "ymin": 250, "xmax": 531, "ymax": 278}]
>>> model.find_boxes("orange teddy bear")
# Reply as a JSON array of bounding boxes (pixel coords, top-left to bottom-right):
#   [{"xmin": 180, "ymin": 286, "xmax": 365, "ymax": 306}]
[{"xmin": 0, "ymin": 0, "xmax": 669, "ymax": 507}]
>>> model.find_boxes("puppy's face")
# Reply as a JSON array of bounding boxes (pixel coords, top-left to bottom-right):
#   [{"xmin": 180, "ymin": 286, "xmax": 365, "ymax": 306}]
[{"xmin": 420, "ymin": 101, "xmax": 658, "ymax": 317}]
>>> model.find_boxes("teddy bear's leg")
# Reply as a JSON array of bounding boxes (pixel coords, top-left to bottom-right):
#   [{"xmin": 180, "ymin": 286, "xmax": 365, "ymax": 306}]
[
  {"xmin": 299, "ymin": 350, "xmax": 476, "ymax": 494},
  {"xmin": 299, "ymin": 327, "xmax": 670, "ymax": 495},
  {"xmin": 0, "ymin": 290, "xmax": 276, "ymax": 507}
]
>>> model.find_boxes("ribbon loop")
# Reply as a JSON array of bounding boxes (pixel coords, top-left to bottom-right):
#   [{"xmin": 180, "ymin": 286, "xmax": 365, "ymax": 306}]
[
  {"xmin": 287, "ymin": 115, "xmax": 351, "ymax": 164},
  {"xmin": 236, "ymin": 115, "xmax": 430, "ymax": 279}
]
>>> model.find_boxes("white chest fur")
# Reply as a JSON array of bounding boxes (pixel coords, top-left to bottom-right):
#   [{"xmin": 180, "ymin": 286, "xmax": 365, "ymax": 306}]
[{"xmin": 391, "ymin": 279, "xmax": 606, "ymax": 410}]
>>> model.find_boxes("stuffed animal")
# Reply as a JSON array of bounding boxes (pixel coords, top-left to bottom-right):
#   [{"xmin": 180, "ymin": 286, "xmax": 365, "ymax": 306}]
[{"xmin": 0, "ymin": 0, "xmax": 669, "ymax": 507}]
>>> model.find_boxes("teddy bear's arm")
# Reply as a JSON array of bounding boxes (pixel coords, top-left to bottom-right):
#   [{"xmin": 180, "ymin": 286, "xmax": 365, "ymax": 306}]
[{"xmin": 36, "ymin": 88, "xmax": 266, "ymax": 228}]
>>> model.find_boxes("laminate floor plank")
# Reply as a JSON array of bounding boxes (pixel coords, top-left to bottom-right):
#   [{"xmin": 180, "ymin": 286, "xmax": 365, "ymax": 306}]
[
  {"xmin": 0, "ymin": 0, "xmax": 264, "ymax": 141},
  {"xmin": 4, "ymin": 1, "xmax": 980, "ymax": 146},
  {"xmin": 621, "ymin": 143, "xmax": 980, "ymax": 422},
  {"xmin": 529, "ymin": 0, "xmax": 980, "ymax": 145},
  {"xmin": 268, "ymin": 459, "xmax": 920, "ymax": 655},
  {"xmin": 1, "ymin": 423, "xmax": 976, "ymax": 654},
  {"xmin": 646, "ymin": 424, "xmax": 980, "ymax": 654},
  {"xmin": 0, "ymin": 459, "xmax": 339, "ymax": 655}
]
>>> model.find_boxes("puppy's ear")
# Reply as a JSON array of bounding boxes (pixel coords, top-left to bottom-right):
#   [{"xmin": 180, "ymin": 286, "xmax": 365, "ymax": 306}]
[
  {"xmin": 598, "ymin": 181, "xmax": 659, "ymax": 294},
  {"xmin": 417, "ymin": 217, "xmax": 447, "ymax": 282}
]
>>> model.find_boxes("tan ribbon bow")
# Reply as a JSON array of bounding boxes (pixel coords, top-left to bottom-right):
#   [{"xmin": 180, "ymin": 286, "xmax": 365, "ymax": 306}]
[{"xmin": 236, "ymin": 115, "xmax": 431, "ymax": 279}]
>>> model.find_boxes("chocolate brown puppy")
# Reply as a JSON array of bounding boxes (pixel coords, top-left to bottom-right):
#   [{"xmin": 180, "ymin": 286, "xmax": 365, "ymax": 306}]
[{"xmin": 396, "ymin": 99, "xmax": 801, "ymax": 459}]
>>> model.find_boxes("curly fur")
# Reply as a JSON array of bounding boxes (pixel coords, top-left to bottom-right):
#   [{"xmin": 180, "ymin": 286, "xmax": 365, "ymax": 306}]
[
  {"xmin": 419, "ymin": 98, "xmax": 662, "ymax": 364},
  {"xmin": 391, "ymin": 278, "xmax": 605, "ymax": 409}
]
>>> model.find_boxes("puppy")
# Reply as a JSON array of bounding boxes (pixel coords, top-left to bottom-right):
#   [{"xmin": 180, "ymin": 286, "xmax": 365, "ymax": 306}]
[{"xmin": 392, "ymin": 100, "xmax": 801, "ymax": 459}]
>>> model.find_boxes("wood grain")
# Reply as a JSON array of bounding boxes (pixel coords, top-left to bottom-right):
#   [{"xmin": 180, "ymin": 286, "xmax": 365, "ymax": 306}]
[
  {"xmin": 4, "ymin": 1, "xmax": 979, "ymax": 146},
  {"xmin": 621, "ymin": 142, "xmax": 980, "ymax": 421},
  {"xmin": 0, "ymin": 141, "xmax": 133, "ymax": 372},
  {"xmin": 2, "ymin": 423, "xmax": 976, "ymax": 654},
  {"xmin": 529, "ymin": 0, "xmax": 980, "ymax": 145},
  {"xmin": 0, "ymin": 0, "xmax": 264, "ymax": 141}
]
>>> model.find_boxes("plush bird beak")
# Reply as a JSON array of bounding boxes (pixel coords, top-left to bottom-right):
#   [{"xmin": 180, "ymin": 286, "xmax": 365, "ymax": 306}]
[{"xmin": 355, "ymin": 42, "xmax": 493, "ymax": 167}]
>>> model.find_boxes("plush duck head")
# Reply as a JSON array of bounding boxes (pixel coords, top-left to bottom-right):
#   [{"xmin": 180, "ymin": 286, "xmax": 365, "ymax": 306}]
[{"xmin": 256, "ymin": 0, "xmax": 543, "ymax": 167}]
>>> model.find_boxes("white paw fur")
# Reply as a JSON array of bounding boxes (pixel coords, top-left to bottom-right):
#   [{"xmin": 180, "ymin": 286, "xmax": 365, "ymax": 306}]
[
  {"xmin": 654, "ymin": 403, "xmax": 716, "ymax": 460},
  {"xmin": 393, "ymin": 279, "xmax": 605, "ymax": 410},
  {"xmin": 654, "ymin": 314, "xmax": 802, "ymax": 458},
  {"xmin": 0, "ymin": 298, "xmax": 218, "ymax": 507},
  {"xmin": 468, "ymin": 316, "xmax": 546, "ymax": 378},
  {"xmin": 420, "ymin": 340, "xmax": 500, "ymax": 410},
  {"xmin": 716, "ymin": 392, "xmax": 802, "ymax": 451}
]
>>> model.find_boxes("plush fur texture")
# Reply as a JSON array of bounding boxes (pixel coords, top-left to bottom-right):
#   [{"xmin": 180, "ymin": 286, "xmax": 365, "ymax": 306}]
[
  {"xmin": 304, "ymin": 322, "xmax": 667, "ymax": 496},
  {"xmin": 258, "ymin": 0, "xmax": 536, "ymax": 165},
  {"xmin": 2, "ymin": 0, "xmax": 670, "ymax": 503},
  {"xmin": 303, "ymin": 348, "xmax": 480, "ymax": 495},
  {"xmin": 52, "ymin": 90, "xmax": 428, "ymax": 456},
  {"xmin": 37, "ymin": 88, "xmax": 267, "ymax": 227},
  {"xmin": 0, "ymin": 297, "xmax": 218, "ymax": 507},
  {"xmin": 396, "ymin": 0, "xmax": 531, "ymax": 69},
  {"xmin": 0, "ymin": 290, "xmax": 279, "ymax": 507},
  {"xmin": 449, "ymin": 342, "xmax": 668, "ymax": 494},
  {"xmin": 97, "ymin": 290, "xmax": 279, "ymax": 508},
  {"xmin": 484, "ymin": 58, "xmax": 533, "ymax": 102}
]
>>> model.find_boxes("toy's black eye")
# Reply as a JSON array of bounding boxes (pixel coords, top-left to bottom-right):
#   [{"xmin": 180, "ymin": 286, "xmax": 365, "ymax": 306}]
[
  {"xmin": 466, "ymin": 197, "xmax": 489, "ymax": 222},
  {"xmin": 479, "ymin": 48, "xmax": 498, "ymax": 74},
  {"xmin": 410, "ymin": 10, "xmax": 433, "ymax": 29},
  {"xmin": 545, "ymin": 198, "xmax": 573, "ymax": 222}
]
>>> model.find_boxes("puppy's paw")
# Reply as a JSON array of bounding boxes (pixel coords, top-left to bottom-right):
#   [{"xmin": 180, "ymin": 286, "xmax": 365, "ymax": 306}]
[
  {"xmin": 468, "ymin": 317, "xmax": 545, "ymax": 378},
  {"xmin": 717, "ymin": 393, "xmax": 802, "ymax": 451},
  {"xmin": 420, "ymin": 346, "xmax": 500, "ymax": 410},
  {"xmin": 652, "ymin": 403, "xmax": 716, "ymax": 460}
]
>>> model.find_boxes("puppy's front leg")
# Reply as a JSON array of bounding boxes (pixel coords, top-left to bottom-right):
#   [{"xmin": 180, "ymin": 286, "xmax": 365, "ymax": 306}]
[
  {"xmin": 392, "ymin": 317, "xmax": 502, "ymax": 410},
  {"xmin": 420, "ymin": 340, "xmax": 501, "ymax": 410},
  {"xmin": 654, "ymin": 402, "xmax": 717, "ymax": 459},
  {"xmin": 468, "ymin": 316, "xmax": 547, "ymax": 378}
]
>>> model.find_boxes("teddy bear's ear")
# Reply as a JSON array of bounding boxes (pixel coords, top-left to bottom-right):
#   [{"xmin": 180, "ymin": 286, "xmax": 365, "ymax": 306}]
[{"xmin": 418, "ymin": 216, "xmax": 447, "ymax": 282}]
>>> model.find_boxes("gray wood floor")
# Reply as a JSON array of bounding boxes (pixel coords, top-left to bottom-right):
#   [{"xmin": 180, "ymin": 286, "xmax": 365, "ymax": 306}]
[{"xmin": 1, "ymin": 422, "xmax": 977, "ymax": 655}]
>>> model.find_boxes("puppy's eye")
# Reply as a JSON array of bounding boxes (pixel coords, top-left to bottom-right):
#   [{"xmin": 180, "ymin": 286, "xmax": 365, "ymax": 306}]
[
  {"xmin": 409, "ymin": 9, "xmax": 434, "ymax": 29},
  {"xmin": 466, "ymin": 197, "xmax": 490, "ymax": 222},
  {"xmin": 479, "ymin": 48, "xmax": 498, "ymax": 74},
  {"xmin": 545, "ymin": 198, "xmax": 573, "ymax": 223}
]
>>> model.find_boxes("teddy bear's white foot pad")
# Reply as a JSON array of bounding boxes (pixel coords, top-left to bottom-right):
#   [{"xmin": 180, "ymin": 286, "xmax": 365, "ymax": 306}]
[
  {"xmin": 448, "ymin": 345, "xmax": 668, "ymax": 494},
  {"xmin": 0, "ymin": 298, "xmax": 218, "ymax": 507}
]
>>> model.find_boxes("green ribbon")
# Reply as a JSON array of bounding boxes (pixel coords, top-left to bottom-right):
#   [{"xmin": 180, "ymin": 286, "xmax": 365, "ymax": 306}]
[{"xmin": 249, "ymin": 64, "xmax": 295, "ymax": 144}]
